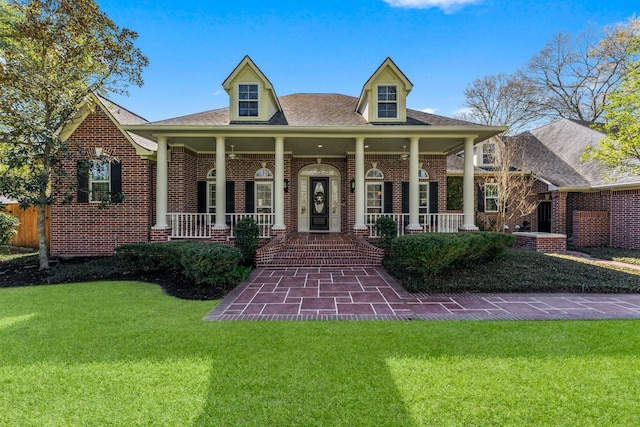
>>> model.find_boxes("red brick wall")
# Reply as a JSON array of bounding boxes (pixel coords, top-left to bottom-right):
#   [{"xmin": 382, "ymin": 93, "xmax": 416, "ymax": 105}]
[
  {"xmin": 513, "ymin": 233, "xmax": 566, "ymax": 252},
  {"xmin": 610, "ymin": 189, "xmax": 640, "ymax": 249},
  {"xmin": 50, "ymin": 108, "xmax": 153, "ymax": 256},
  {"xmin": 566, "ymin": 192, "xmax": 608, "ymax": 238},
  {"xmin": 168, "ymin": 146, "xmax": 197, "ymax": 213},
  {"xmin": 572, "ymin": 210, "xmax": 609, "ymax": 247}
]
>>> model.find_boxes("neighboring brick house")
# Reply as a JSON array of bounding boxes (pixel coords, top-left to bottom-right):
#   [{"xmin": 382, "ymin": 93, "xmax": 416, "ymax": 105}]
[
  {"xmin": 51, "ymin": 56, "xmax": 508, "ymax": 257},
  {"xmin": 509, "ymin": 119, "xmax": 640, "ymax": 249}
]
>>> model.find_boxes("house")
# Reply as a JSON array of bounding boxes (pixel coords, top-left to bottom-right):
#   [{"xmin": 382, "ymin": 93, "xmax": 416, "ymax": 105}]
[
  {"xmin": 508, "ymin": 118, "xmax": 640, "ymax": 249},
  {"xmin": 51, "ymin": 56, "xmax": 506, "ymax": 263}
]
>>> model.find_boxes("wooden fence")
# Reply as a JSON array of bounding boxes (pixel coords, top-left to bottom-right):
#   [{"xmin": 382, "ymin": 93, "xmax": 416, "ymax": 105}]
[{"xmin": 3, "ymin": 204, "xmax": 50, "ymax": 248}]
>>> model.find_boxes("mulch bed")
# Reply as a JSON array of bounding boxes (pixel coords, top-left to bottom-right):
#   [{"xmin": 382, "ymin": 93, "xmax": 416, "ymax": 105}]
[{"xmin": 0, "ymin": 254, "xmax": 227, "ymax": 300}]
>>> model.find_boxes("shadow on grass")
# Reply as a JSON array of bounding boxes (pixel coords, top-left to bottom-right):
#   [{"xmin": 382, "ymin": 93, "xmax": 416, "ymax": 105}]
[{"xmin": 2, "ymin": 282, "xmax": 640, "ymax": 425}]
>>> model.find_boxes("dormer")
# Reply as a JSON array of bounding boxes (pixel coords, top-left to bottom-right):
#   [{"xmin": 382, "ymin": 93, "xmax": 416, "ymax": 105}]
[
  {"xmin": 356, "ymin": 57, "xmax": 413, "ymax": 123},
  {"xmin": 222, "ymin": 56, "xmax": 282, "ymax": 122}
]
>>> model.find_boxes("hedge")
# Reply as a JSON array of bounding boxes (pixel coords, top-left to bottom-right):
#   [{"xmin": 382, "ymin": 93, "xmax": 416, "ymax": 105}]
[
  {"xmin": 384, "ymin": 232, "xmax": 515, "ymax": 291},
  {"xmin": 116, "ymin": 241, "xmax": 242, "ymax": 288}
]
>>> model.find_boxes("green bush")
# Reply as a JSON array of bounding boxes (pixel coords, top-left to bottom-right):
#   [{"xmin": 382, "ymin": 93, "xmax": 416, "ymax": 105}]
[
  {"xmin": 0, "ymin": 213, "xmax": 20, "ymax": 246},
  {"xmin": 384, "ymin": 232, "xmax": 515, "ymax": 292},
  {"xmin": 234, "ymin": 217, "xmax": 260, "ymax": 265},
  {"xmin": 375, "ymin": 216, "xmax": 398, "ymax": 249},
  {"xmin": 116, "ymin": 241, "xmax": 242, "ymax": 288}
]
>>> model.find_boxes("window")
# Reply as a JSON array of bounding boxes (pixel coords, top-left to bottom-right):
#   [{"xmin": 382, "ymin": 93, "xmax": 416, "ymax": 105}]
[
  {"xmin": 366, "ymin": 168, "xmax": 384, "ymax": 179},
  {"xmin": 366, "ymin": 183, "xmax": 383, "ymax": 213},
  {"xmin": 377, "ymin": 85, "xmax": 397, "ymax": 118},
  {"xmin": 485, "ymin": 183, "xmax": 499, "ymax": 212},
  {"xmin": 206, "ymin": 169, "xmax": 216, "ymax": 213},
  {"xmin": 89, "ymin": 161, "xmax": 110, "ymax": 202},
  {"xmin": 419, "ymin": 184, "xmax": 429, "ymax": 213},
  {"xmin": 255, "ymin": 167, "xmax": 273, "ymax": 178},
  {"xmin": 238, "ymin": 84, "xmax": 259, "ymax": 117},
  {"xmin": 481, "ymin": 142, "xmax": 497, "ymax": 166},
  {"xmin": 255, "ymin": 182, "xmax": 273, "ymax": 213}
]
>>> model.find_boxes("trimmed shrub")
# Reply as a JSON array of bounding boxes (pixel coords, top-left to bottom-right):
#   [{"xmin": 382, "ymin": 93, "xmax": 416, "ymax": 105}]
[
  {"xmin": 375, "ymin": 216, "xmax": 398, "ymax": 250},
  {"xmin": 384, "ymin": 232, "xmax": 515, "ymax": 291},
  {"xmin": 116, "ymin": 241, "xmax": 242, "ymax": 288},
  {"xmin": 0, "ymin": 213, "xmax": 20, "ymax": 246},
  {"xmin": 234, "ymin": 217, "xmax": 260, "ymax": 265}
]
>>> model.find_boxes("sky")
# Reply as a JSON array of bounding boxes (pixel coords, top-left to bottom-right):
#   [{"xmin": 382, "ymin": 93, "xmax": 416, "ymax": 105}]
[{"xmin": 99, "ymin": 0, "xmax": 638, "ymax": 122}]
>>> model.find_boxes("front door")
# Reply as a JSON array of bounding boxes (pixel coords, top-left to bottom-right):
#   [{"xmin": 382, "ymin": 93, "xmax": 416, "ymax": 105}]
[
  {"xmin": 310, "ymin": 177, "xmax": 329, "ymax": 231},
  {"xmin": 538, "ymin": 201, "xmax": 551, "ymax": 232}
]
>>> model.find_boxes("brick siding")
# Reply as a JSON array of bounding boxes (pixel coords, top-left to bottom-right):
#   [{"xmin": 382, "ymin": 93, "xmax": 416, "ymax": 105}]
[
  {"xmin": 572, "ymin": 210, "xmax": 609, "ymax": 247},
  {"xmin": 50, "ymin": 108, "xmax": 153, "ymax": 256}
]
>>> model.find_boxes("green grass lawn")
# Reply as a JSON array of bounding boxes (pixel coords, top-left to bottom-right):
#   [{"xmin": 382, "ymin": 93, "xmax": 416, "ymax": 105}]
[
  {"xmin": 2, "ymin": 281, "xmax": 640, "ymax": 426},
  {"xmin": 572, "ymin": 246, "xmax": 640, "ymax": 266}
]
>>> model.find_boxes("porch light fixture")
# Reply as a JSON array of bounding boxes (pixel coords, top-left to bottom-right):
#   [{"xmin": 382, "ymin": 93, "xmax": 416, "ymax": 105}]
[
  {"xmin": 350, "ymin": 178, "xmax": 355, "ymax": 193},
  {"xmin": 284, "ymin": 179, "xmax": 290, "ymax": 193}
]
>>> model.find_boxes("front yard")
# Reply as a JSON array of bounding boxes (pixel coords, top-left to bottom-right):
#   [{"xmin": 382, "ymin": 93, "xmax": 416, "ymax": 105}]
[{"xmin": 1, "ymin": 280, "xmax": 640, "ymax": 426}]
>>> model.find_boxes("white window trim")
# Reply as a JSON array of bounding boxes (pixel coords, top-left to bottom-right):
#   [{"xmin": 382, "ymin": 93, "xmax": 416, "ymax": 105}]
[
  {"xmin": 89, "ymin": 160, "xmax": 110, "ymax": 203},
  {"xmin": 376, "ymin": 84, "xmax": 398, "ymax": 119},
  {"xmin": 366, "ymin": 168, "xmax": 384, "ymax": 179},
  {"xmin": 255, "ymin": 167, "xmax": 273, "ymax": 178},
  {"xmin": 207, "ymin": 182, "xmax": 216, "ymax": 214},
  {"xmin": 485, "ymin": 183, "xmax": 499, "ymax": 212},
  {"xmin": 255, "ymin": 181, "xmax": 273, "ymax": 214},
  {"xmin": 238, "ymin": 83, "xmax": 260, "ymax": 118},
  {"xmin": 419, "ymin": 183, "xmax": 429, "ymax": 213},
  {"xmin": 480, "ymin": 141, "xmax": 499, "ymax": 167},
  {"xmin": 366, "ymin": 182, "xmax": 383, "ymax": 213}
]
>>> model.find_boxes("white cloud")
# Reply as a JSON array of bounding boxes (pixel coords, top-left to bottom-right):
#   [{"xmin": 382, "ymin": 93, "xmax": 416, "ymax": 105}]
[
  {"xmin": 213, "ymin": 90, "xmax": 223, "ymax": 96},
  {"xmin": 421, "ymin": 107, "xmax": 437, "ymax": 114},
  {"xmin": 383, "ymin": 0, "xmax": 481, "ymax": 13}
]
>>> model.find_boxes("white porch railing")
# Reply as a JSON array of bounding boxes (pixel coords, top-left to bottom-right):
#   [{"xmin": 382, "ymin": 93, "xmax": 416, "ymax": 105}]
[
  {"xmin": 227, "ymin": 213, "xmax": 274, "ymax": 239},
  {"xmin": 366, "ymin": 213, "xmax": 465, "ymax": 238},
  {"xmin": 167, "ymin": 212, "xmax": 273, "ymax": 240}
]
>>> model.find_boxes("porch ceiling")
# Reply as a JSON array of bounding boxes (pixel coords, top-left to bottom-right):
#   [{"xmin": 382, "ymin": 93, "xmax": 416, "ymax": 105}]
[{"xmin": 150, "ymin": 135, "xmax": 473, "ymax": 156}]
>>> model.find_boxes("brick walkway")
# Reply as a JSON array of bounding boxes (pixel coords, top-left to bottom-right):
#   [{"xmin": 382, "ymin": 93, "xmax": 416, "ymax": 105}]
[{"xmin": 205, "ymin": 267, "xmax": 640, "ymax": 321}]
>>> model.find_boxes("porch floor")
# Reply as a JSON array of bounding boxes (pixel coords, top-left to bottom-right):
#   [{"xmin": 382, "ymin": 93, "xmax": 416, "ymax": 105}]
[{"xmin": 205, "ymin": 267, "xmax": 640, "ymax": 321}]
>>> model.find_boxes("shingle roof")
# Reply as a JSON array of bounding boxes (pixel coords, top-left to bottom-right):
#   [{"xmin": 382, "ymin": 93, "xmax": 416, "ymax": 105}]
[
  {"xmin": 508, "ymin": 118, "xmax": 638, "ymax": 188},
  {"xmin": 149, "ymin": 93, "xmax": 481, "ymax": 127},
  {"xmin": 95, "ymin": 95, "xmax": 157, "ymax": 151}
]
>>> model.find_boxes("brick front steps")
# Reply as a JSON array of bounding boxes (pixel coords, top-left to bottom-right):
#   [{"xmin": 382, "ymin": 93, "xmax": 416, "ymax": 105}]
[{"xmin": 256, "ymin": 233, "xmax": 384, "ymax": 268}]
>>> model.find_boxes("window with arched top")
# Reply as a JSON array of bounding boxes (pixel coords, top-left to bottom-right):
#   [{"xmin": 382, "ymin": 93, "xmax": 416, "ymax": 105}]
[
  {"xmin": 419, "ymin": 169, "xmax": 429, "ymax": 179},
  {"xmin": 207, "ymin": 169, "xmax": 216, "ymax": 179},
  {"xmin": 366, "ymin": 168, "xmax": 384, "ymax": 179},
  {"xmin": 255, "ymin": 167, "xmax": 273, "ymax": 178}
]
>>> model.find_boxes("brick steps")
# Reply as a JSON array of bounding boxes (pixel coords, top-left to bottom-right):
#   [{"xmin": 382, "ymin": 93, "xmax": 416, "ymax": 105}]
[{"xmin": 257, "ymin": 233, "xmax": 383, "ymax": 267}]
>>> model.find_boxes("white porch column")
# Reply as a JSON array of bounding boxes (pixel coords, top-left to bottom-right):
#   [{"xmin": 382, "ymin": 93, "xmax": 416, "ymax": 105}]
[
  {"xmin": 407, "ymin": 137, "xmax": 421, "ymax": 231},
  {"xmin": 354, "ymin": 137, "xmax": 367, "ymax": 231},
  {"xmin": 273, "ymin": 136, "xmax": 286, "ymax": 231},
  {"xmin": 461, "ymin": 136, "xmax": 479, "ymax": 231},
  {"xmin": 214, "ymin": 137, "xmax": 227, "ymax": 229},
  {"xmin": 154, "ymin": 136, "xmax": 168, "ymax": 228}
]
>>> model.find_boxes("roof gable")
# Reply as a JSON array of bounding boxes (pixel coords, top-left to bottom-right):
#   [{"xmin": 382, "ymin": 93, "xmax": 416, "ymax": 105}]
[
  {"xmin": 356, "ymin": 57, "xmax": 413, "ymax": 123},
  {"xmin": 59, "ymin": 94, "xmax": 157, "ymax": 156},
  {"xmin": 222, "ymin": 55, "xmax": 282, "ymax": 122}
]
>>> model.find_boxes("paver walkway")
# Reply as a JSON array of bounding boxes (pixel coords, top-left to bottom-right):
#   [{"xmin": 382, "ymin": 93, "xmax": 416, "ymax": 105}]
[{"xmin": 205, "ymin": 267, "xmax": 640, "ymax": 321}]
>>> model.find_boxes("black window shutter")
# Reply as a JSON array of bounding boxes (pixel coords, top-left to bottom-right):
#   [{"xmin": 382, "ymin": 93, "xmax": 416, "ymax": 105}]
[
  {"xmin": 401, "ymin": 182, "xmax": 409, "ymax": 214},
  {"xmin": 77, "ymin": 160, "xmax": 89, "ymax": 203},
  {"xmin": 226, "ymin": 181, "xmax": 235, "ymax": 214},
  {"xmin": 110, "ymin": 161, "xmax": 122, "ymax": 194},
  {"xmin": 477, "ymin": 184, "xmax": 485, "ymax": 212},
  {"xmin": 383, "ymin": 182, "xmax": 393, "ymax": 213},
  {"xmin": 429, "ymin": 181, "xmax": 439, "ymax": 213},
  {"xmin": 245, "ymin": 181, "xmax": 255, "ymax": 213},
  {"xmin": 197, "ymin": 181, "xmax": 206, "ymax": 213}
]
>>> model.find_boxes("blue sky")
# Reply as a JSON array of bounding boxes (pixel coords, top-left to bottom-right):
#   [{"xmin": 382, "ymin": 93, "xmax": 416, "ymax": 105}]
[{"xmin": 100, "ymin": 0, "xmax": 637, "ymax": 122}]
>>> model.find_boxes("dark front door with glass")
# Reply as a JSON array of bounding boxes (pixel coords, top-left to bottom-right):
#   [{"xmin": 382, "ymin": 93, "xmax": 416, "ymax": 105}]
[{"xmin": 310, "ymin": 177, "xmax": 329, "ymax": 231}]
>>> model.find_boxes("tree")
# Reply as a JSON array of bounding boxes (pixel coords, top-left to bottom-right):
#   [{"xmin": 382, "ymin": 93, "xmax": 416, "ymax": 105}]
[
  {"xmin": 522, "ymin": 17, "xmax": 640, "ymax": 123},
  {"xmin": 583, "ymin": 39, "xmax": 640, "ymax": 174},
  {"xmin": 458, "ymin": 73, "xmax": 544, "ymax": 135},
  {"xmin": 0, "ymin": 0, "xmax": 148, "ymax": 269},
  {"xmin": 479, "ymin": 138, "xmax": 539, "ymax": 233}
]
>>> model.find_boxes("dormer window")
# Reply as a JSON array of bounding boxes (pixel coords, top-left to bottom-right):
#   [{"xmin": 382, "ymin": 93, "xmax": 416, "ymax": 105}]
[
  {"xmin": 238, "ymin": 84, "xmax": 259, "ymax": 117},
  {"xmin": 377, "ymin": 85, "xmax": 397, "ymax": 118}
]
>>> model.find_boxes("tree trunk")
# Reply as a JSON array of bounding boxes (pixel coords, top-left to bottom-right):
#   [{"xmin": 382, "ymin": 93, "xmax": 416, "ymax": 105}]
[{"xmin": 37, "ymin": 204, "xmax": 49, "ymax": 270}]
